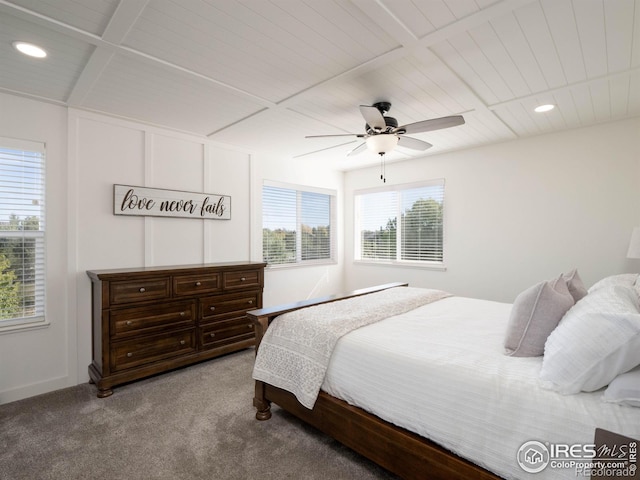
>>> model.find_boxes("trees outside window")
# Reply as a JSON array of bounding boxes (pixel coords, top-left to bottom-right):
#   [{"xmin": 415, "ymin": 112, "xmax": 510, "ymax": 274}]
[
  {"xmin": 262, "ymin": 183, "xmax": 336, "ymax": 266},
  {"xmin": 356, "ymin": 180, "xmax": 444, "ymax": 265}
]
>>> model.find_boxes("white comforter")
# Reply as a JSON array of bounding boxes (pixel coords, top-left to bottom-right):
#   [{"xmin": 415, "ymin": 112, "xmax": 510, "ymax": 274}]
[
  {"xmin": 321, "ymin": 296, "xmax": 640, "ymax": 480},
  {"xmin": 253, "ymin": 287, "xmax": 451, "ymax": 408}
]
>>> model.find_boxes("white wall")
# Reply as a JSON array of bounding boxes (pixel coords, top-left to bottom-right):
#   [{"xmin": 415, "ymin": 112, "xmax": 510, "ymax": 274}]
[
  {"xmin": 0, "ymin": 98, "xmax": 257, "ymax": 403},
  {"xmin": 344, "ymin": 118, "xmax": 640, "ymax": 303},
  {"xmin": 0, "ymin": 92, "xmax": 70, "ymax": 403},
  {"xmin": 69, "ymin": 110, "xmax": 256, "ymax": 392},
  {"xmin": 249, "ymin": 155, "xmax": 345, "ymax": 307},
  {"xmin": 0, "ymin": 93, "xmax": 344, "ymax": 404}
]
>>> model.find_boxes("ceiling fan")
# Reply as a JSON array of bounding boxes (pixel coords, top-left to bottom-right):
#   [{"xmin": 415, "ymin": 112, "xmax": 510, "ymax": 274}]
[{"xmin": 305, "ymin": 101, "xmax": 465, "ymax": 158}]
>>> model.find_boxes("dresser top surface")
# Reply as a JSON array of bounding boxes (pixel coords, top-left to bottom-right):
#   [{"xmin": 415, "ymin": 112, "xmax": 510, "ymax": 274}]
[{"xmin": 87, "ymin": 261, "xmax": 266, "ymax": 280}]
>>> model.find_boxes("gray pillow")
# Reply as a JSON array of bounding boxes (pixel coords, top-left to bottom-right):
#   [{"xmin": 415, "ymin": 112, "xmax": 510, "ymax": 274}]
[
  {"xmin": 563, "ymin": 268, "xmax": 588, "ymax": 302},
  {"xmin": 504, "ymin": 276, "xmax": 574, "ymax": 357}
]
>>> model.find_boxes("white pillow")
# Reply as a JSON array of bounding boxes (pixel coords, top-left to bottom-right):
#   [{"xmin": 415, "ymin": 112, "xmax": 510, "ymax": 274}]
[
  {"xmin": 603, "ymin": 365, "xmax": 640, "ymax": 407},
  {"xmin": 634, "ymin": 276, "xmax": 640, "ymax": 299},
  {"xmin": 588, "ymin": 273, "xmax": 638, "ymax": 293},
  {"xmin": 540, "ymin": 284, "xmax": 640, "ymax": 394}
]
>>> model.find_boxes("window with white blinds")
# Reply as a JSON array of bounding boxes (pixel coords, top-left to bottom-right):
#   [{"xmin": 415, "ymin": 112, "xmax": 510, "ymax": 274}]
[
  {"xmin": 0, "ymin": 137, "xmax": 46, "ymax": 328},
  {"xmin": 355, "ymin": 179, "xmax": 444, "ymax": 265},
  {"xmin": 263, "ymin": 181, "xmax": 335, "ymax": 266}
]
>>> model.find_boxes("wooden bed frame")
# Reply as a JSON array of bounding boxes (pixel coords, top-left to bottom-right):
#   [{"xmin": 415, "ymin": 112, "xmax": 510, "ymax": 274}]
[{"xmin": 248, "ymin": 283, "xmax": 502, "ymax": 480}]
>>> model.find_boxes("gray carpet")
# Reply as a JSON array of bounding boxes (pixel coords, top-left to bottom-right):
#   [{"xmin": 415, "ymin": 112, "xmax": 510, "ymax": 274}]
[{"xmin": 0, "ymin": 349, "xmax": 399, "ymax": 480}]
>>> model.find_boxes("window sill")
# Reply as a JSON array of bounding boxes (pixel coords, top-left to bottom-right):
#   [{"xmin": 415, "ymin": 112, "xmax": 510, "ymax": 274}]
[
  {"xmin": 353, "ymin": 260, "xmax": 447, "ymax": 271},
  {"xmin": 265, "ymin": 260, "xmax": 337, "ymax": 271},
  {"xmin": 0, "ymin": 318, "xmax": 50, "ymax": 335}
]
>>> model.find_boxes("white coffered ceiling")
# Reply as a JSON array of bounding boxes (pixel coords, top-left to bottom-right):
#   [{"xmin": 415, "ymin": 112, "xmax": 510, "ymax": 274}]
[{"xmin": 1, "ymin": 0, "xmax": 638, "ymax": 170}]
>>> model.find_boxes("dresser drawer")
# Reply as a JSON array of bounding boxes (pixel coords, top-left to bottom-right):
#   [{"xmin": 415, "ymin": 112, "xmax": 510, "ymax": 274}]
[
  {"xmin": 110, "ymin": 300, "xmax": 196, "ymax": 340},
  {"xmin": 223, "ymin": 269, "xmax": 261, "ymax": 290},
  {"xmin": 173, "ymin": 273, "xmax": 221, "ymax": 296},
  {"xmin": 110, "ymin": 278, "xmax": 170, "ymax": 305},
  {"xmin": 110, "ymin": 329, "xmax": 195, "ymax": 372},
  {"xmin": 200, "ymin": 292, "xmax": 258, "ymax": 322},
  {"xmin": 200, "ymin": 321, "xmax": 254, "ymax": 349}
]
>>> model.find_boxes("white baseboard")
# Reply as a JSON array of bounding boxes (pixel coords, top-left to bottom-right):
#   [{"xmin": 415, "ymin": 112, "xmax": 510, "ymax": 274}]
[{"xmin": 0, "ymin": 375, "xmax": 74, "ymax": 405}]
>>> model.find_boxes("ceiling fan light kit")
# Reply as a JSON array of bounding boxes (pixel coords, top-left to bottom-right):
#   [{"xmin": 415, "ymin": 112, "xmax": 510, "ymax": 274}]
[
  {"xmin": 306, "ymin": 101, "xmax": 465, "ymax": 182},
  {"xmin": 366, "ymin": 134, "xmax": 399, "ymax": 155}
]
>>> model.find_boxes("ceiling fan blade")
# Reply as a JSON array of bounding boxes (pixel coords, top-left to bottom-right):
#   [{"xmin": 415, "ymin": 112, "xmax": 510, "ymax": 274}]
[
  {"xmin": 305, "ymin": 133, "xmax": 364, "ymax": 138},
  {"xmin": 397, "ymin": 136, "xmax": 432, "ymax": 151},
  {"xmin": 397, "ymin": 115, "xmax": 465, "ymax": 134},
  {"xmin": 347, "ymin": 142, "xmax": 368, "ymax": 156},
  {"xmin": 359, "ymin": 105, "xmax": 386, "ymax": 131}
]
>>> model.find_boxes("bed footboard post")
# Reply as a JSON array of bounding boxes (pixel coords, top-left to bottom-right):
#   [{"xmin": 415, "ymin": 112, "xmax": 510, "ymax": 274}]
[
  {"xmin": 253, "ymin": 380, "xmax": 272, "ymax": 420},
  {"xmin": 249, "ymin": 311, "xmax": 270, "ymax": 352},
  {"xmin": 249, "ymin": 311, "xmax": 273, "ymax": 420}
]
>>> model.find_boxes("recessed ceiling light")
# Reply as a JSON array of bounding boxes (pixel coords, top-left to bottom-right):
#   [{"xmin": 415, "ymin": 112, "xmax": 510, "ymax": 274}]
[
  {"xmin": 13, "ymin": 41, "xmax": 47, "ymax": 58},
  {"xmin": 534, "ymin": 104, "xmax": 555, "ymax": 113}
]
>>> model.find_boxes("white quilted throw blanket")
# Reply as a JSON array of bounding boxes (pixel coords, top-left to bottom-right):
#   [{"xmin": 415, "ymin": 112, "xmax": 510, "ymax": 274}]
[{"xmin": 252, "ymin": 287, "xmax": 451, "ymax": 409}]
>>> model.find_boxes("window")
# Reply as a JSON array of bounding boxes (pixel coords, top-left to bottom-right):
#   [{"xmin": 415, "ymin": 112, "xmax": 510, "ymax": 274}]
[
  {"xmin": 355, "ymin": 179, "xmax": 444, "ymax": 266},
  {"xmin": 0, "ymin": 137, "xmax": 46, "ymax": 329},
  {"xmin": 262, "ymin": 181, "xmax": 336, "ymax": 266}
]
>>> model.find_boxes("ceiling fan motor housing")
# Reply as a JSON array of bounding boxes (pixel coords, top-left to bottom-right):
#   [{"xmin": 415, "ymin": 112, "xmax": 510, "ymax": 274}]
[
  {"xmin": 372, "ymin": 101, "xmax": 392, "ymax": 113},
  {"xmin": 366, "ymin": 115, "xmax": 398, "ymax": 133}
]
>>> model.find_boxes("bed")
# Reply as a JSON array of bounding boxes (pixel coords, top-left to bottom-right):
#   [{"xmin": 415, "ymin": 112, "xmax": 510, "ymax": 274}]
[{"xmin": 249, "ymin": 279, "xmax": 640, "ymax": 480}]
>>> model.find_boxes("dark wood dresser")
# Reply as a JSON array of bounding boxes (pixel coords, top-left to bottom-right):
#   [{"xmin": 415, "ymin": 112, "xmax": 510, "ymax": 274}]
[{"xmin": 87, "ymin": 261, "xmax": 266, "ymax": 397}]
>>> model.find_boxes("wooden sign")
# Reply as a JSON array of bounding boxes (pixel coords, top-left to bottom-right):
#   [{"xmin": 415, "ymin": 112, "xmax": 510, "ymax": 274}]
[{"xmin": 114, "ymin": 184, "xmax": 231, "ymax": 220}]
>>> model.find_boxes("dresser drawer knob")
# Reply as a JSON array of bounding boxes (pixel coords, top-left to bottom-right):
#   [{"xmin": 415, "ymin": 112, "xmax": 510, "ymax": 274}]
[
  {"xmin": 248, "ymin": 324, "xmax": 253, "ymax": 329},
  {"xmin": 126, "ymin": 352, "xmax": 133, "ymax": 357},
  {"xmin": 139, "ymin": 287, "xmax": 146, "ymax": 293},
  {"xmin": 210, "ymin": 306, "xmax": 215, "ymax": 311},
  {"xmin": 126, "ymin": 320, "xmax": 132, "ymax": 326},
  {"xmin": 241, "ymin": 277, "xmax": 246, "ymax": 281},
  {"xmin": 209, "ymin": 333, "xmax": 216, "ymax": 338},
  {"xmin": 179, "ymin": 311, "xmax": 185, "ymax": 317},
  {"xmin": 180, "ymin": 340, "xmax": 186, "ymax": 345},
  {"xmin": 247, "ymin": 300, "xmax": 253, "ymax": 304},
  {"xmin": 195, "ymin": 281, "xmax": 201, "ymax": 286}
]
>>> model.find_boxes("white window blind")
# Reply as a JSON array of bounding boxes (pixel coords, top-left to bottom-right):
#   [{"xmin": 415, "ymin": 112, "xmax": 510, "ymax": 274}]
[
  {"xmin": 358, "ymin": 190, "xmax": 397, "ymax": 260},
  {"xmin": 0, "ymin": 137, "xmax": 46, "ymax": 328},
  {"xmin": 263, "ymin": 182, "xmax": 335, "ymax": 266},
  {"xmin": 400, "ymin": 184, "xmax": 444, "ymax": 262},
  {"xmin": 355, "ymin": 180, "xmax": 444, "ymax": 265}
]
